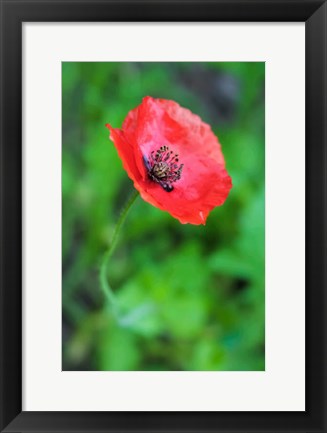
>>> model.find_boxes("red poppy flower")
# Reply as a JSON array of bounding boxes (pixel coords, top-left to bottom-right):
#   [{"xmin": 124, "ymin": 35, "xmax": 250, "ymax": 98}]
[{"xmin": 106, "ymin": 96, "xmax": 232, "ymax": 225}]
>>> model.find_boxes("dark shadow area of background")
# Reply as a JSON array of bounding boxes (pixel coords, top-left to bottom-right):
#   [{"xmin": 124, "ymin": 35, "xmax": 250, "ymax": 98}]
[{"xmin": 62, "ymin": 62, "xmax": 265, "ymax": 371}]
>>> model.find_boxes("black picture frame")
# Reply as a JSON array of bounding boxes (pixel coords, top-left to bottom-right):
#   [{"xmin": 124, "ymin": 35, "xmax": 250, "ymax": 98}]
[{"xmin": 0, "ymin": 1, "xmax": 326, "ymax": 432}]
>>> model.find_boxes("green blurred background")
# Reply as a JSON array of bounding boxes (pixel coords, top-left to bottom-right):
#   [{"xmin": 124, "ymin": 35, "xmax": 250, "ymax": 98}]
[{"xmin": 62, "ymin": 62, "xmax": 265, "ymax": 371}]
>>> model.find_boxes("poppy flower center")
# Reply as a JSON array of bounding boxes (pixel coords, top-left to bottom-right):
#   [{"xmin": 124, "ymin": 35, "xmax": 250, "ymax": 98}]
[{"xmin": 143, "ymin": 145, "xmax": 184, "ymax": 192}]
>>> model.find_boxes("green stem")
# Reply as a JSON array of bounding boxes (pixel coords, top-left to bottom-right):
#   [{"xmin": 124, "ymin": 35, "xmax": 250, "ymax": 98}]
[{"xmin": 99, "ymin": 189, "xmax": 139, "ymax": 316}]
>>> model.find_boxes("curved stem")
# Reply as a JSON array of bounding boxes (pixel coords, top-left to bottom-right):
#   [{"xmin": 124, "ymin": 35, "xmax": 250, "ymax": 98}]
[{"xmin": 99, "ymin": 189, "xmax": 139, "ymax": 316}]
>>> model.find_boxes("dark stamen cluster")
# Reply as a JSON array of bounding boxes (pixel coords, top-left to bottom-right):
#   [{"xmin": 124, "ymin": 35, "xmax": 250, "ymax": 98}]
[{"xmin": 143, "ymin": 145, "xmax": 184, "ymax": 192}]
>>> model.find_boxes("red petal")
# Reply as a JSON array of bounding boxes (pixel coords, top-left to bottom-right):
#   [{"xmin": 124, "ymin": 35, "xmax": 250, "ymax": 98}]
[
  {"xmin": 123, "ymin": 97, "xmax": 226, "ymax": 167},
  {"xmin": 134, "ymin": 154, "xmax": 232, "ymax": 225},
  {"xmin": 158, "ymin": 98, "xmax": 226, "ymax": 166},
  {"xmin": 105, "ymin": 124, "xmax": 145, "ymax": 183}
]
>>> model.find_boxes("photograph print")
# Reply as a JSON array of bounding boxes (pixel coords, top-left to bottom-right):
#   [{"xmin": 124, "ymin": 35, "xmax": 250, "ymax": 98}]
[{"xmin": 62, "ymin": 62, "xmax": 265, "ymax": 371}]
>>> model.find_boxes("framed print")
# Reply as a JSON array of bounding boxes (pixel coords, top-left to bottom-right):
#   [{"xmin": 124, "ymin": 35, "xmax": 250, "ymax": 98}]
[{"xmin": 0, "ymin": 1, "xmax": 326, "ymax": 432}]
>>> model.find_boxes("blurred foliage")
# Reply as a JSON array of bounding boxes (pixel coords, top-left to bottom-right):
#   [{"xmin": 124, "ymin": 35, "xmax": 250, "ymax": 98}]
[{"xmin": 62, "ymin": 62, "xmax": 265, "ymax": 371}]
